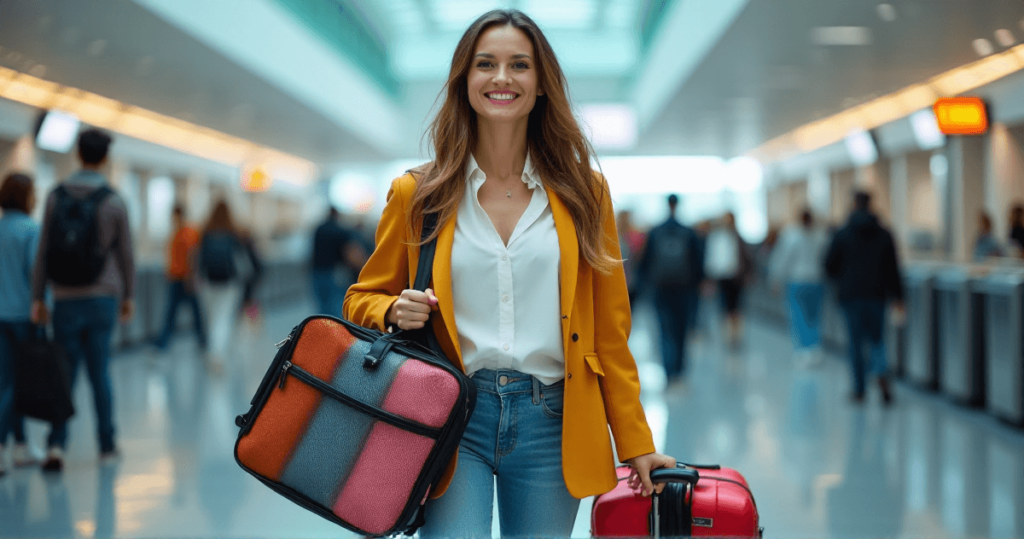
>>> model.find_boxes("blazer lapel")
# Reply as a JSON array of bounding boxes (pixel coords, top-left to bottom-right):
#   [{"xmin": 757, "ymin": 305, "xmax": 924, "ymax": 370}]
[
  {"xmin": 546, "ymin": 187, "xmax": 578, "ymax": 342},
  {"xmin": 432, "ymin": 214, "xmax": 463, "ymax": 368}
]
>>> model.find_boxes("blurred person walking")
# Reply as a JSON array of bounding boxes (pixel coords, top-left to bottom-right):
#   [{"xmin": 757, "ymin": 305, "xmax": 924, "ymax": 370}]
[
  {"xmin": 0, "ymin": 173, "xmax": 42, "ymax": 475},
  {"xmin": 344, "ymin": 10, "xmax": 674, "ymax": 536},
  {"xmin": 635, "ymin": 194, "xmax": 704, "ymax": 383},
  {"xmin": 196, "ymin": 201, "xmax": 246, "ymax": 372},
  {"xmin": 31, "ymin": 129, "xmax": 135, "ymax": 471},
  {"xmin": 310, "ymin": 207, "xmax": 358, "ymax": 316},
  {"xmin": 154, "ymin": 205, "xmax": 206, "ymax": 351},
  {"xmin": 770, "ymin": 209, "xmax": 829, "ymax": 367},
  {"xmin": 237, "ymin": 230, "xmax": 264, "ymax": 326},
  {"xmin": 973, "ymin": 212, "xmax": 1003, "ymax": 261},
  {"xmin": 616, "ymin": 209, "xmax": 645, "ymax": 299},
  {"xmin": 824, "ymin": 191, "xmax": 904, "ymax": 404},
  {"xmin": 704, "ymin": 212, "xmax": 750, "ymax": 347},
  {"xmin": 1009, "ymin": 204, "xmax": 1024, "ymax": 255}
]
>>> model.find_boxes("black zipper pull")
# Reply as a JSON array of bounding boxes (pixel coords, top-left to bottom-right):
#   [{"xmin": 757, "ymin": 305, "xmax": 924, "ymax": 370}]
[{"xmin": 279, "ymin": 361, "xmax": 293, "ymax": 389}]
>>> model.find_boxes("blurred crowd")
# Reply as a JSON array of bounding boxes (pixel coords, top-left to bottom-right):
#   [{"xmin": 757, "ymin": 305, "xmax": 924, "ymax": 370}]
[{"xmin": 623, "ymin": 189, "xmax": 909, "ymax": 406}]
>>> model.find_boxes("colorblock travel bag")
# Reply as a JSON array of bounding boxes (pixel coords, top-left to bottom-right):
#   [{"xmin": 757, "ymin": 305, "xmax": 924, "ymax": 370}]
[
  {"xmin": 592, "ymin": 463, "xmax": 762, "ymax": 538},
  {"xmin": 234, "ymin": 214, "xmax": 477, "ymax": 537}
]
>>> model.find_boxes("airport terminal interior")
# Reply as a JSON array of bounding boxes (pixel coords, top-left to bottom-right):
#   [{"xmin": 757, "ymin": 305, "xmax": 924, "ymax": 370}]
[{"xmin": 2, "ymin": 0, "xmax": 1024, "ymax": 537}]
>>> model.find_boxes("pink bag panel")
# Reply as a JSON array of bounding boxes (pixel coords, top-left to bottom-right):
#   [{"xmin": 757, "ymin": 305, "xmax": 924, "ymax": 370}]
[
  {"xmin": 383, "ymin": 359, "xmax": 461, "ymax": 428},
  {"xmin": 332, "ymin": 423, "xmax": 435, "ymax": 534}
]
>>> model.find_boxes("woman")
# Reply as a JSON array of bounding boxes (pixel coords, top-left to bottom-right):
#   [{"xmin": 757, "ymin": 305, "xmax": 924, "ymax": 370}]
[
  {"xmin": 344, "ymin": 10, "xmax": 673, "ymax": 537},
  {"xmin": 196, "ymin": 201, "xmax": 245, "ymax": 372},
  {"xmin": 704, "ymin": 212, "xmax": 750, "ymax": 347},
  {"xmin": 770, "ymin": 209, "xmax": 829, "ymax": 367},
  {"xmin": 0, "ymin": 173, "xmax": 42, "ymax": 475}
]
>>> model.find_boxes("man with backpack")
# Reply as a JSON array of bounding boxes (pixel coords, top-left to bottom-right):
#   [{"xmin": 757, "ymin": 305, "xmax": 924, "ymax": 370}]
[
  {"xmin": 30, "ymin": 129, "xmax": 134, "ymax": 471},
  {"xmin": 635, "ymin": 194, "xmax": 704, "ymax": 384}
]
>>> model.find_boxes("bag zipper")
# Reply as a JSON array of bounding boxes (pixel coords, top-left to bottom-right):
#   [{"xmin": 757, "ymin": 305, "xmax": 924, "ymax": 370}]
[{"xmin": 278, "ymin": 360, "xmax": 443, "ymax": 439}]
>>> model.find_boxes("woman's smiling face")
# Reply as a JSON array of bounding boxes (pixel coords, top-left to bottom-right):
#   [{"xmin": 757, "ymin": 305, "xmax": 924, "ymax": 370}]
[{"xmin": 467, "ymin": 24, "xmax": 543, "ymax": 126}]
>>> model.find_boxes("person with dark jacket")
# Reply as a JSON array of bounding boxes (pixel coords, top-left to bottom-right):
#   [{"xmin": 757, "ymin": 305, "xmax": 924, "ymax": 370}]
[
  {"xmin": 31, "ymin": 129, "xmax": 135, "ymax": 470},
  {"xmin": 310, "ymin": 208, "xmax": 363, "ymax": 316},
  {"xmin": 635, "ymin": 194, "xmax": 704, "ymax": 383},
  {"xmin": 824, "ymin": 191, "xmax": 904, "ymax": 404}
]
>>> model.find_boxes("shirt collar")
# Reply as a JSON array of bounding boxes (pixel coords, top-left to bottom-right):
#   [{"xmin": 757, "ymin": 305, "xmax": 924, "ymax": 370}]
[{"xmin": 466, "ymin": 153, "xmax": 542, "ymax": 190}]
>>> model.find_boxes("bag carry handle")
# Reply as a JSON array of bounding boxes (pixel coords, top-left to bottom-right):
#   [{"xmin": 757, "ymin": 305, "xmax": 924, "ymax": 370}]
[{"xmin": 363, "ymin": 212, "xmax": 440, "ymax": 370}]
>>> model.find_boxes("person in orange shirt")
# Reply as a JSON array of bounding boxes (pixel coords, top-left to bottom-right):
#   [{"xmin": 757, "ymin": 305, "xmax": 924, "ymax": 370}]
[
  {"xmin": 155, "ymin": 205, "xmax": 206, "ymax": 351},
  {"xmin": 344, "ymin": 10, "xmax": 673, "ymax": 537}
]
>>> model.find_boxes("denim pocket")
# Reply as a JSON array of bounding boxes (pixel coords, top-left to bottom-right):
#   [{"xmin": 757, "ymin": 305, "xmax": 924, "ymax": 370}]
[{"xmin": 540, "ymin": 388, "xmax": 564, "ymax": 419}]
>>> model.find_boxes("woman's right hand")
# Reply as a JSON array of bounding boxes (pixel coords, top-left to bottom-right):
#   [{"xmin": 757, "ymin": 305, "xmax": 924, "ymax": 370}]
[{"xmin": 385, "ymin": 288, "xmax": 438, "ymax": 330}]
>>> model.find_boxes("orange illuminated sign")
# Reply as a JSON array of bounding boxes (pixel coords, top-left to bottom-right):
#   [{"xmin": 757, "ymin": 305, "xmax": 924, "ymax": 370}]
[
  {"xmin": 933, "ymin": 97, "xmax": 988, "ymax": 135},
  {"xmin": 241, "ymin": 167, "xmax": 272, "ymax": 192}
]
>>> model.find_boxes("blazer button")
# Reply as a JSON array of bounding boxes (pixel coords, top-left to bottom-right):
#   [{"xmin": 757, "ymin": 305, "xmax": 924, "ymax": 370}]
[{"xmin": 572, "ymin": 333, "xmax": 579, "ymax": 342}]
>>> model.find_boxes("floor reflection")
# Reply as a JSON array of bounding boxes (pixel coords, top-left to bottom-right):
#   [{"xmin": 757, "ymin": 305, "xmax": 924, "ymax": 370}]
[{"xmin": 0, "ymin": 301, "xmax": 1022, "ymax": 538}]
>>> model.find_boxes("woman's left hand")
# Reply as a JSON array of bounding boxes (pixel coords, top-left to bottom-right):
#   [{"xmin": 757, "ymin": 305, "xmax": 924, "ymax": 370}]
[{"xmin": 626, "ymin": 452, "xmax": 677, "ymax": 496}]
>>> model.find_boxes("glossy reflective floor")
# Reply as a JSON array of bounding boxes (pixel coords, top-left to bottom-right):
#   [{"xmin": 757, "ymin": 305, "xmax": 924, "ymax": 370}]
[{"xmin": 1, "ymin": 298, "xmax": 1022, "ymax": 538}]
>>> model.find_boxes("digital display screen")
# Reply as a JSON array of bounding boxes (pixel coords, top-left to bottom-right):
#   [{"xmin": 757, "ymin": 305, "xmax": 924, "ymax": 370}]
[{"xmin": 35, "ymin": 110, "xmax": 80, "ymax": 153}]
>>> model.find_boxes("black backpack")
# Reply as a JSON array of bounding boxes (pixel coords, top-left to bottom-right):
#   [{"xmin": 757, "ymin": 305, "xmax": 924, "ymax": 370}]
[
  {"xmin": 45, "ymin": 185, "xmax": 114, "ymax": 286},
  {"xmin": 649, "ymin": 224, "xmax": 694, "ymax": 289},
  {"xmin": 200, "ymin": 232, "xmax": 239, "ymax": 283}
]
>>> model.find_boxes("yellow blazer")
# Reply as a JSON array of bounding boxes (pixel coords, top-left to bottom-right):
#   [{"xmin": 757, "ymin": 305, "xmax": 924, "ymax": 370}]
[{"xmin": 343, "ymin": 172, "xmax": 655, "ymax": 499}]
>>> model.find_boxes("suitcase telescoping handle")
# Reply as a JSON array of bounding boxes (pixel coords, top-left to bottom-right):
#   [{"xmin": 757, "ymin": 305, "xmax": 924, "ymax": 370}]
[
  {"xmin": 649, "ymin": 467, "xmax": 700, "ymax": 485},
  {"xmin": 649, "ymin": 467, "xmax": 699, "ymax": 539}
]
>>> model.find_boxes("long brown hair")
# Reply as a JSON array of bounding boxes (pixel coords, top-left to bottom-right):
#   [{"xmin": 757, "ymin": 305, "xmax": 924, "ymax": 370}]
[
  {"xmin": 203, "ymin": 200, "xmax": 236, "ymax": 236},
  {"xmin": 411, "ymin": 9, "xmax": 616, "ymax": 273}
]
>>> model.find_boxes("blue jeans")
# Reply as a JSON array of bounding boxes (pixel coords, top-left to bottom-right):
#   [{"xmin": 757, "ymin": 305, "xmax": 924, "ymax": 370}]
[
  {"xmin": 155, "ymin": 280, "xmax": 206, "ymax": 349},
  {"xmin": 419, "ymin": 369, "xmax": 580, "ymax": 538},
  {"xmin": 0, "ymin": 321, "xmax": 32, "ymax": 445},
  {"xmin": 654, "ymin": 288, "xmax": 696, "ymax": 380},
  {"xmin": 841, "ymin": 299, "xmax": 888, "ymax": 396},
  {"xmin": 48, "ymin": 297, "xmax": 118, "ymax": 452},
  {"xmin": 311, "ymin": 269, "xmax": 343, "ymax": 316},
  {"xmin": 787, "ymin": 282, "xmax": 824, "ymax": 349}
]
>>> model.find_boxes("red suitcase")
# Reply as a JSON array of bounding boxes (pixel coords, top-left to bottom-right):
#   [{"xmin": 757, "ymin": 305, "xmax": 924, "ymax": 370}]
[{"xmin": 592, "ymin": 464, "xmax": 761, "ymax": 538}]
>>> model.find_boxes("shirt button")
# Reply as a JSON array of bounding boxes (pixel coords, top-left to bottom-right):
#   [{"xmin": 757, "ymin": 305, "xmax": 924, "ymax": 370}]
[
  {"xmin": 572, "ymin": 333, "xmax": 579, "ymax": 342},
  {"xmin": 502, "ymin": 255, "xmax": 507, "ymax": 261},
  {"xmin": 503, "ymin": 343, "xmax": 510, "ymax": 351},
  {"xmin": 499, "ymin": 375, "xmax": 508, "ymax": 386},
  {"xmin": 502, "ymin": 295, "xmax": 509, "ymax": 303}
]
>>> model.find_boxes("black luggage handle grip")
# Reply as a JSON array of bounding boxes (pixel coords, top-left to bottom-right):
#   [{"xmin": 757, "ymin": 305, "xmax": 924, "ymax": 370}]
[{"xmin": 649, "ymin": 467, "xmax": 699, "ymax": 485}]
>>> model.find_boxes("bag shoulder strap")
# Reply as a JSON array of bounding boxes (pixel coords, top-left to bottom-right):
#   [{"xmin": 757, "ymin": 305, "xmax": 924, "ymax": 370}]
[{"xmin": 411, "ymin": 212, "xmax": 438, "ymax": 291}]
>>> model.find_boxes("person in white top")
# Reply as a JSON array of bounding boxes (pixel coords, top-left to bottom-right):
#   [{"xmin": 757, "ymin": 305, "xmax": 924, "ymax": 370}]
[
  {"xmin": 703, "ymin": 212, "xmax": 750, "ymax": 346},
  {"xmin": 345, "ymin": 9, "xmax": 675, "ymax": 537},
  {"xmin": 769, "ymin": 209, "xmax": 829, "ymax": 366}
]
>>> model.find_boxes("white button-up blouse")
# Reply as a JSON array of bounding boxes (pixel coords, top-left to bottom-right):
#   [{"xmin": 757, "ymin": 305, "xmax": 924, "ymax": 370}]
[{"xmin": 450, "ymin": 154, "xmax": 565, "ymax": 385}]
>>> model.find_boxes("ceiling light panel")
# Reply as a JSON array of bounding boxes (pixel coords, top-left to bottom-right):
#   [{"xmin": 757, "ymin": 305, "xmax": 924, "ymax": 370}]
[
  {"xmin": 520, "ymin": 0, "xmax": 598, "ymax": 30},
  {"xmin": 810, "ymin": 26, "xmax": 872, "ymax": 46},
  {"xmin": 428, "ymin": 0, "xmax": 508, "ymax": 32}
]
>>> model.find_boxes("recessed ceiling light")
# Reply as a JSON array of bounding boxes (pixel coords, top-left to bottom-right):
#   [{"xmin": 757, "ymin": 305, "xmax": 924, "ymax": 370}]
[
  {"xmin": 995, "ymin": 29, "xmax": 1016, "ymax": 47},
  {"xmin": 876, "ymin": 4, "xmax": 897, "ymax": 22},
  {"xmin": 810, "ymin": 27, "xmax": 872, "ymax": 46},
  {"xmin": 973, "ymin": 38, "xmax": 994, "ymax": 56}
]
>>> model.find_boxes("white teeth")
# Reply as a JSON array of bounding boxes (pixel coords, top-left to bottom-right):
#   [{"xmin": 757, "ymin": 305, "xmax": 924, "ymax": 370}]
[{"xmin": 488, "ymin": 93, "xmax": 516, "ymax": 100}]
